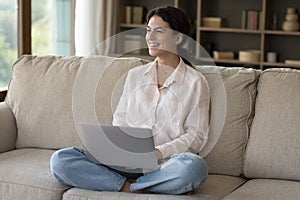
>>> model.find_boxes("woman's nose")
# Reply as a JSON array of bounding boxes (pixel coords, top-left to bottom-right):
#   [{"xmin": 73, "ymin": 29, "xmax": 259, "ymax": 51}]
[{"xmin": 147, "ymin": 31, "xmax": 156, "ymax": 40}]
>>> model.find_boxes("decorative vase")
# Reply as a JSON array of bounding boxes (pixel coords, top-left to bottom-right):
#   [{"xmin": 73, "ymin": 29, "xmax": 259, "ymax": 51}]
[{"xmin": 282, "ymin": 8, "xmax": 299, "ymax": 31}]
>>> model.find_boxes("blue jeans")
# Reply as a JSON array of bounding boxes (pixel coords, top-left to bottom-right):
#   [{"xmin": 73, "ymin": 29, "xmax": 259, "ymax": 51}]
[{"xmin": 50, "ymin": 147, "xmax": 208, "ymax": 195}]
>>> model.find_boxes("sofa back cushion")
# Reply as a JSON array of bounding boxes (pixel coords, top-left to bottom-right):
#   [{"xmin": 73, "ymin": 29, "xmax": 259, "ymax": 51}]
[
  {"xmin": 5, "ymin": 55, "xmax": 147, "ymax": 149},
  {"xmin": 244, "ymin": 68, "xmax": 300, "ymax": 181},
  {"xmin": 197, "ymin": 66, "xmax": 260, "ymax": 176},
  {"xmin": 6, "ymin": 55, "xmax": 261, "ymax": 177}
]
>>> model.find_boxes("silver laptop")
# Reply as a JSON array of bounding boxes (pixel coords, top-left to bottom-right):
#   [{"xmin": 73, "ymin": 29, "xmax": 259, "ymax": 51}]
[{"xmin": 78, "ymin": 124, "xmax": 159, "ymax": 173}]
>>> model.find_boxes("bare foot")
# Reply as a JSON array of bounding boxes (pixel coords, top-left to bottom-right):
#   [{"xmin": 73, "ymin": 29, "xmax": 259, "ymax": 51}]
[
  {"xmin": 120, "ymin": 180, "xmax": 152, "ymax": 194},
  {"xmin": 120, "ymin": 180, "xmax": 132, "ymax": 193}
]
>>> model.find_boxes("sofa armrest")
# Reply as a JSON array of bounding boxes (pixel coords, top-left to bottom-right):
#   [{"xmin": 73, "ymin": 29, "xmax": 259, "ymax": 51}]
[{"xmin": 0, "ymin": 102, "xmax": 17, "ymax": 153}]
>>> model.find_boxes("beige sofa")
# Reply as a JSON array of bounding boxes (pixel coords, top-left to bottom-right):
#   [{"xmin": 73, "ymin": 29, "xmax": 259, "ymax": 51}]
[{"xmin": 0, "ymin": 55, "xmax": 300, "ymax": 200}]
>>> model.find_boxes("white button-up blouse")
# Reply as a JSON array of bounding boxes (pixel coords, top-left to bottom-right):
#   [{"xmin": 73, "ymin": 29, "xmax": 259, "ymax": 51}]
[{"xmin": 113, "ymin": 58, "xmax": 210, "ymax": 159}]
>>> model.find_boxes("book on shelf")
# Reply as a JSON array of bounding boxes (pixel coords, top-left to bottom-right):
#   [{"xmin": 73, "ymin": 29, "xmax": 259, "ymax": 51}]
[
  {"xmin": 241, "ymin": 10, "xmax": 263, "ymax": 30},
  {"xmin": 247, "ymin": 10, "xmax": 258, "ymax": 30},
  {"xmin": 241, "ymin": 10, "xmax": 247, "ymax": 29},
  {"xmin": 125, "ymin": 5, "xmax": 145, "ymax": 24},
  {"xmin": 259, "ymin": 11, "xmax": 264, "ymax": 30}
]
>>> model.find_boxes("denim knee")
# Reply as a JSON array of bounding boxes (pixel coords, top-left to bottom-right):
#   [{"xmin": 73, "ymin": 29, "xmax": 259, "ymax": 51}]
[
  {"xmin": 172, "ymin": 152, "xmax": 208, "ymax": 187},
  {"xmin": 129, "ymin": 152, "xmax": 208, "ymax": 194},
  {"xmin": 50, "ymin": 147, "xmax": 80, "ymax": 176}
]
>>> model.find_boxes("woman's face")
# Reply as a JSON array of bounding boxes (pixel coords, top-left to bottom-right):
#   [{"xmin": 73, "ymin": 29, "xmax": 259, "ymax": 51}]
[{"xmin": 146, "ymin": 15, "xmax": 178, "ymax": 57}]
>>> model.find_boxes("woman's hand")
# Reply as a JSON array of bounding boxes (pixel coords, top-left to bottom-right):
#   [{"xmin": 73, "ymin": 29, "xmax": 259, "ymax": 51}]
[{"xmin": 155, "ymin": 149, "xmax": 163, "ymax": 160}]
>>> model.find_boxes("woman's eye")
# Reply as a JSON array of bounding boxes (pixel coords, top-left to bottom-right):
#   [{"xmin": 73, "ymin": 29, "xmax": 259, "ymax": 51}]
[{"xmin": 145, "ymin": 28, "xmax": 164, "ymax": 34}]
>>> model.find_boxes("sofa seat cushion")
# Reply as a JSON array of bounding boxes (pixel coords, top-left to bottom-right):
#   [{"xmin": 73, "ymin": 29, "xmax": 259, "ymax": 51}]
[
  {"xmin": 244, "ymin": 68, "xmax": 300, "ymax": 180},
  {"xmin": 223, "ymin": 179, "xmax": 300, "ymax": 200},
  {"xmin": 0, "ymin": 148, "xmax": 69, "ymax": 200},
  {"xmin": 196, "ymin": 66, "xmax": 260, "ymax": 176},
  {"xmin": 63, "ymin": 189, "xmax": 215, "ymax": 200},
  {"xmin": 62, "ymin": 175, "xmax": 245, "ymax": 200},
  {"xmin": 196, "ymin": 174, "xmax": 246, "ymax": 199}
]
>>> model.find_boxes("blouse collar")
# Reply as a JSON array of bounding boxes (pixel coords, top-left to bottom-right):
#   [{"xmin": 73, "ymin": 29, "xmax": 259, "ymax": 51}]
[{"xmin": 143, "ymin": 57, "xmax": 187, "ymax": 86}]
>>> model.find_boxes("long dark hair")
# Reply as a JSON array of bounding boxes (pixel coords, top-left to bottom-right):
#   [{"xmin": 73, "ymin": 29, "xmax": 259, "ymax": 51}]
[{"xmin": 146, "ymin": 6, "xmax": 194, "ymax": 67}]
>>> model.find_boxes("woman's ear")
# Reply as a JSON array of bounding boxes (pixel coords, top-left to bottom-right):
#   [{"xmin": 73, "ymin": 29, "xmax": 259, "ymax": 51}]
[{"xmin": 175, "ymin": 33, "xmax": 183, "ymax": 45}]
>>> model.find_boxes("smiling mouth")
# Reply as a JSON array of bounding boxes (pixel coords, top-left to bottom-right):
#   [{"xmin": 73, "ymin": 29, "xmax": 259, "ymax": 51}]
[{"xmin": 148, "ymin": 43, "xmax": 160, "ymax": 48}]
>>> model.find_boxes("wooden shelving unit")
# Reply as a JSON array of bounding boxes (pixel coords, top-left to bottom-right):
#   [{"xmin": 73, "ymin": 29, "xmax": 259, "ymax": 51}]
[
  {"xmin": 197, "ymin": 0, "xmax": 300, "ymax": 69},
  {"xmin": 117, "ymin": 0, "xmax": 300, "ymax": 69}
]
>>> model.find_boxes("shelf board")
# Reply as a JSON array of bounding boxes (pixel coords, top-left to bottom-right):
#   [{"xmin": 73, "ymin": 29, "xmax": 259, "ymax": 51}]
[
  {"xmin": 199, "ymin": 27, "xmax": 262, "ymax": 34},
  {"xmin": 120, "ymin": 23, "xmax": 146, "ymax": 28},
  {"xmin": 199, "ymin": 27, "xmax": 300, "ymax": 36},
  {"xmin": 200, "ymin": 58, "xmax": 300, "ymax": 69},
  {"xmin": 264, "ymin": 30, "xmax": 300, "ymax": 36},
  {"xmin": 198, "ymin": 57, "xmax": 261, "ymax": 65},
  {"xmin": 198, "ymin": 57, "xmax": 300, "ymax": 68},
  {"xmin": 263, "ymin": 62, "xmax": 300, "ymax": 69}
]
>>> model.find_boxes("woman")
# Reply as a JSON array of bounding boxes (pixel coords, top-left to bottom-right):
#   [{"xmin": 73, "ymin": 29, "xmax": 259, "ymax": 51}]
[{"xmin": 50, "ymin": 6, "xmax": 210, "ymax": 195}]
